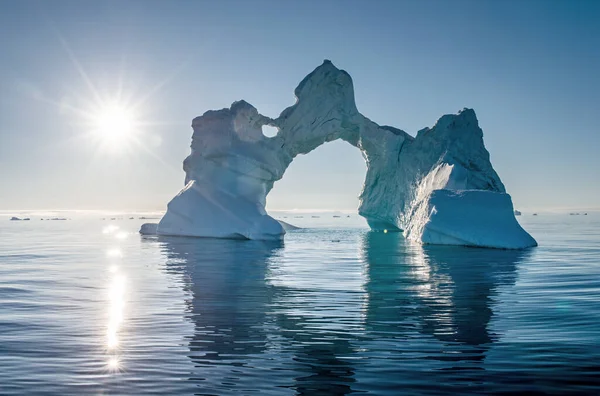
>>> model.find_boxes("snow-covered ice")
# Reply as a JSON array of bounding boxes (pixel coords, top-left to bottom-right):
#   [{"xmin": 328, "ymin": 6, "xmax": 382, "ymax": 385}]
[{"xmin": 142, "ymin": 60, "xmax": 536, "ymax": 249}]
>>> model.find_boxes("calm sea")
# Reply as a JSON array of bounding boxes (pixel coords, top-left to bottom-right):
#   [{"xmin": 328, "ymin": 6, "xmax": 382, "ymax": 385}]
[{"xmin": 1, "ymin": 213, "xmax": 599, "ymax": 395}]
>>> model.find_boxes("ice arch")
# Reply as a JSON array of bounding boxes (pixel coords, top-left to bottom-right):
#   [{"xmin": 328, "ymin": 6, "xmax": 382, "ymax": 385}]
[{"xmin": 143, "ymin": 61, "xmax": 536, "ymax": 249}]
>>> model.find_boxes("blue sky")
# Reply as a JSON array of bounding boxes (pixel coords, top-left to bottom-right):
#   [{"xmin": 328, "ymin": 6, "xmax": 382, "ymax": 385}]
[{"xmin": 0, "ymin": 0, "xmax": 598, "ymax": 211}]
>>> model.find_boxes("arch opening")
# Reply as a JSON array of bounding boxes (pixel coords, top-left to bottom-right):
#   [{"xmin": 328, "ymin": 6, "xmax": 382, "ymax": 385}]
[{"xmin": 266, "ymin": 140, "xmax": 367, "ymax": 225}]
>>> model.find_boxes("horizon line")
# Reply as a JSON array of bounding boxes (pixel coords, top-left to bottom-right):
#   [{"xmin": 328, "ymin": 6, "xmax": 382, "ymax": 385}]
[{"xmin": 1, "ymin": 206, "xmax": 599, "ymax": 215}]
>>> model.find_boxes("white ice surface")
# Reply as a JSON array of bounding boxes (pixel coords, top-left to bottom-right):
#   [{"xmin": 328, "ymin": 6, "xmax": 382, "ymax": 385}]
[{"xmin": 146, "ymin": 60, "xmax": 536, "ymax": 248}]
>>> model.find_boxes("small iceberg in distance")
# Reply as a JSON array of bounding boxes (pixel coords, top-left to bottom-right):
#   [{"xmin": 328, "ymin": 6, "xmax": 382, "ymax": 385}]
[{"xmin": 140, "ymin": 223, "xmax": 159, "ymax": 235}]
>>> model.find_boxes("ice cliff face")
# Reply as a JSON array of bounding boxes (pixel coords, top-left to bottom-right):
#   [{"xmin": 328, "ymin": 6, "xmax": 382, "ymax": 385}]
[{"xmin": 146, "ymin": 60, "xmax": 536, "ymax": 249}]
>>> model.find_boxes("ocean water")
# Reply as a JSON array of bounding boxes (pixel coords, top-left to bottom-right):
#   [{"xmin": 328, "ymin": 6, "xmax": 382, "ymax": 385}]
[{"xmin": 1, "ymin": 213, "xmax": 599, "ymax": 395}]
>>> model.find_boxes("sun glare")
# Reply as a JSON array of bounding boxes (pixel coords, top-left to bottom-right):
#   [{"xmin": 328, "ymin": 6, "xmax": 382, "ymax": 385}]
[{"xmin": 92, "ymin": 103, "xmax": 137, "ymax": 152}]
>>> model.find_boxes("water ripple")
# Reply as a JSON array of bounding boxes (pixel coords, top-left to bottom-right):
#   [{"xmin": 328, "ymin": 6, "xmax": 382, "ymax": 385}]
[{"xmin": 0, "ymin": 216, "xmax": 599, "ymax": 394}]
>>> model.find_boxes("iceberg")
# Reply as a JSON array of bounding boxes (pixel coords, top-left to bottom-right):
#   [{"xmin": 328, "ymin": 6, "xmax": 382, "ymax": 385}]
[{"xmin": 142, "ymin": 60, "xmax": 536, "ymax": 249}]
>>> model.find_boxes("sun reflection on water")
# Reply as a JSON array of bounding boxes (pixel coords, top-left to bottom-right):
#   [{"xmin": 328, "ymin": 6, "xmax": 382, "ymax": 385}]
[
  {"xmin": 107, "ymin": 274, "xmax": 126, "ymax": 349},
  {"xmin": 106, "ymin": 248, "xmax": 123, "ymax": 258},
  {"xmin": 102, "ymin": 225, "xmax": 119, "ymax": 235},
  {"xmin": 115, "ymin": 231, "xmax": 128, "ymax": 240},
  {"xmin": 105, "ymin": 246, "xmax": 127, "ymax": 373},
  {"xmin": 106, "ymin": 356, "xmax": 121, "ymax": 372}
]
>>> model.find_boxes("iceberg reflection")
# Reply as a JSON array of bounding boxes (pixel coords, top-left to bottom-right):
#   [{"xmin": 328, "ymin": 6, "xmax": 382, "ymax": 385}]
[
  {"xmin": 362, "ymin": 231, "xmax": 529, "ymax": 362},
  {"xmin": 159, "ymin": 237, "xmax": 282, "ymax": 363},
  {"xmin": 156, "ymin": 231, "xmax": 530, "ymax": 393}
]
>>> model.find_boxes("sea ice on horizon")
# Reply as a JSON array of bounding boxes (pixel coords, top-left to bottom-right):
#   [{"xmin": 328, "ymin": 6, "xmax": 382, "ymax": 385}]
[{"xmin": 142, "ymin": 60, "xmax": 536, "ymax": 249}]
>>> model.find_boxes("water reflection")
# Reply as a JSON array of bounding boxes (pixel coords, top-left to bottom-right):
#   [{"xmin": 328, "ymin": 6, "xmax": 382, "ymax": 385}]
[
  {"xmin": 269, "ymin": 279, "xmax": 360, "ymax": 395},
  {"xmin": 105, "ymin": 247, "xmax": 127, "ymax": 372},
  {"xmin": 362, "ymin": 231, "xmax": 529, "ymax": 363},
  {"xmin": 272, "ymin": 314, "xmax": 357, "ymax": 395},
  {"xmin": 156, "ymin": 231, "xmax": 530, "ymax": 393},
  {"xmin": 107, "ymin": 274, "xmax": 125, "ymax": 350},
  {"xmin": 159, "ymin": 237, "xmax": 283, "ymax": 364}
]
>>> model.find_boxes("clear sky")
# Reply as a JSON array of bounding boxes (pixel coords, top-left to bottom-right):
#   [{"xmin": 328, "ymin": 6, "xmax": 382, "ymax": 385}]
[{"xmin": 0, "ymin": 0, "xmax": 599, "ymax": 212}]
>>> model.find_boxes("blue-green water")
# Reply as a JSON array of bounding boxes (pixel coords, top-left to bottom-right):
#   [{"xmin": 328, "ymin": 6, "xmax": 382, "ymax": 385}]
[{"xmin": 1, "ymin": 214, "xmax": 599, "ymax": 394}]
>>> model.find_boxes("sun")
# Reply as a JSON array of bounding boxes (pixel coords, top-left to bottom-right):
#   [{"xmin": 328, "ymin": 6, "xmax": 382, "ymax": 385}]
[{"xmin": 91, "ymin": 103, "xmax": 138, "ymax": 152}]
